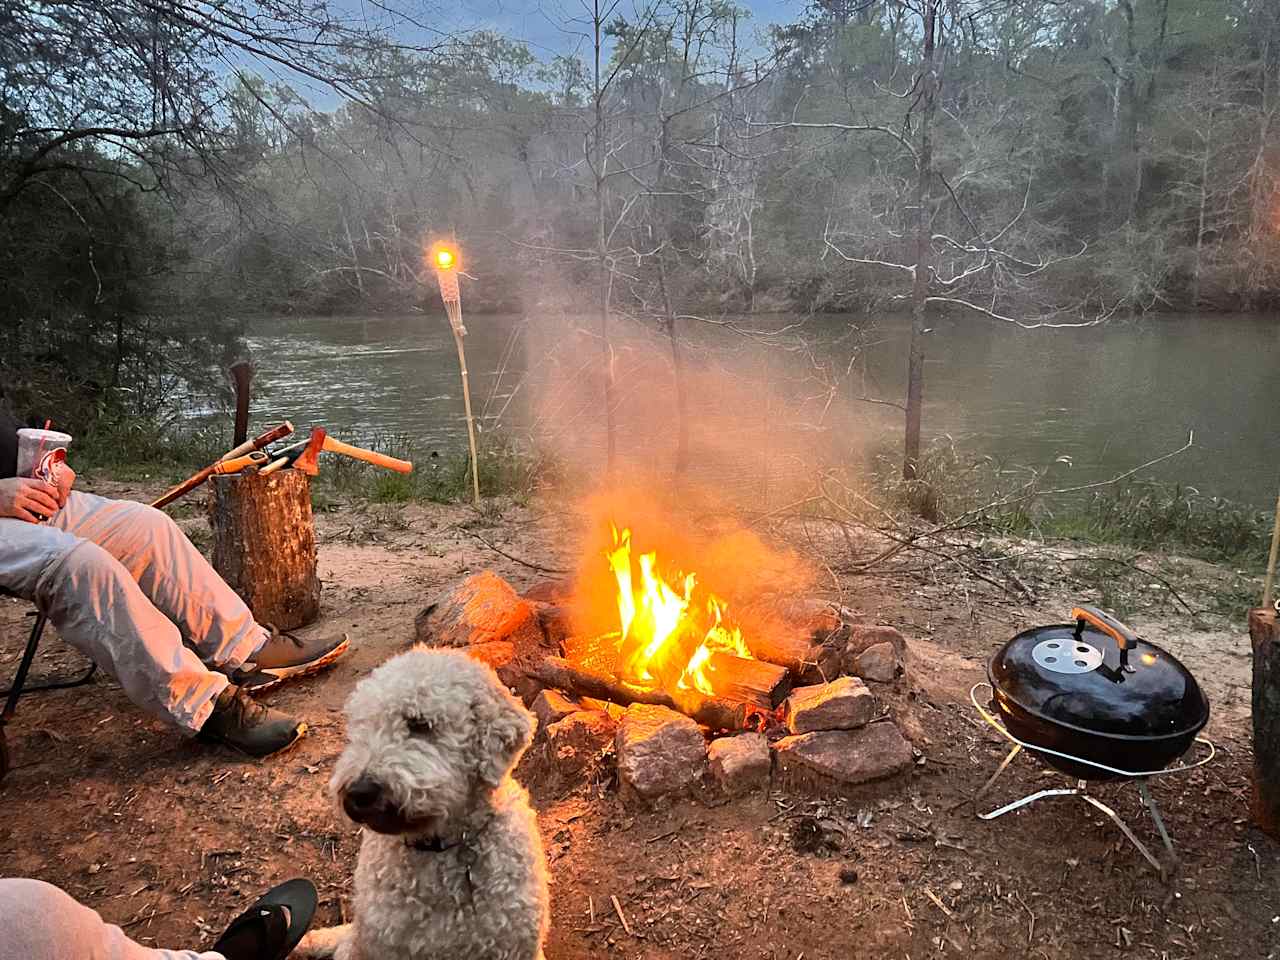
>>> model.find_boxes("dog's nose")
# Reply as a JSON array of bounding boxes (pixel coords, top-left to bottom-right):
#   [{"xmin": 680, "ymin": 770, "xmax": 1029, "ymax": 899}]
[{"xmin": 343, "ymin": 776, "xmax": 383, "ymax": 818}]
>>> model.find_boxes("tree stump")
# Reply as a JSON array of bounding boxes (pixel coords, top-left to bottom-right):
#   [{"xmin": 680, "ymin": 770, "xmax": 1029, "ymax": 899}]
[
  {"xmin": 1250, "ymin": 607, "xmax": 1280, "ymax": 839},
  {"xmin": 209, "ymin": 470, "xmax": 320, "ymax": 631}
]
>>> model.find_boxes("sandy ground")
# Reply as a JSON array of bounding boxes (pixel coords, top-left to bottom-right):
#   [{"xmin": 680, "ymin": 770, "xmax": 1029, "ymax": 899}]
[{"xmin": 0, "ymin": 476, "xmax": 1275, "ymax": 959}]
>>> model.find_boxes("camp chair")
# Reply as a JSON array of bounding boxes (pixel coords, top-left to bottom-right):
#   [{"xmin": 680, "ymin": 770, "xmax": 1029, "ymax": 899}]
[{"xmin": 0, "ymin": 597, "xmax": 97, "ymax": 781}]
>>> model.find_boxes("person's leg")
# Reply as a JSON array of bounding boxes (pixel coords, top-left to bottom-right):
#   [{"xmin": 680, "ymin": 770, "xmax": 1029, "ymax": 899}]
[
  {"xmin": 51, "ymin": 492, "xmax": 264, "ymax": 670},
  {"xmin": 0, "ymin": 517, "xmax": 305, "ymax": 755},
  {"xmin": 0, "ymin": 878, "xmax": 224, "ymax": 960},
  {"xmin": 0, "ymin": 517, "xmax": 227, "ymax": 733}
]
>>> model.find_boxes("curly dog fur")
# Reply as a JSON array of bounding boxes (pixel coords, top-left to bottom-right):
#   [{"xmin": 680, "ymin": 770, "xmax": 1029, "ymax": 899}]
[{"xmin": 296, "ymin": 648, "xmax": 548, "ymax": 960}]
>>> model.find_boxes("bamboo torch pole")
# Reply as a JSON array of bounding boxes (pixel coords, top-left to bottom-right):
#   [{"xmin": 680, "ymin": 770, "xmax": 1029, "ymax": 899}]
[
  {"xmin": 433, "ymin": 246, "xmax": 481, "ymax": 506},
  {"xmin": 1263, "ymin": 480, "xmax": 1280, "ymax": 609}
]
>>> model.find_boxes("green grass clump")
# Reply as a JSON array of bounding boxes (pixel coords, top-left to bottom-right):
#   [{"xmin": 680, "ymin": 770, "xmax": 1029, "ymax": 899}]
[
  {"xmin": 1037, "ymin": 482, "xmax": 1270, "ymax": 563},
  {"xmin": 319, "ymin": 433, "xmax": 552, "ymax": 505},
  {"xmin": 866, "ymin": 438, "xmax": 1269, "ymax": 565}
]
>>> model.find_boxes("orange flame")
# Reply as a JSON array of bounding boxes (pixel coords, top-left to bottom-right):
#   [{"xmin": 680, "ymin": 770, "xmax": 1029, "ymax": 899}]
[{"xmin": 608, "ymin": 525, "xmax": 753, "ymax": 696}]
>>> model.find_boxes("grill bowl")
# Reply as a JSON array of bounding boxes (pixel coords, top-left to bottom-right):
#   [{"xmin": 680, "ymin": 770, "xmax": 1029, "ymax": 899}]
[{"xmin": 987, "ymin": 622, "xmax": 1209, "ymax": 781}]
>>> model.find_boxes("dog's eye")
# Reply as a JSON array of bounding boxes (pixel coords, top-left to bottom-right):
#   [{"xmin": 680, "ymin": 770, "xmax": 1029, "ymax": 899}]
[{"xmin": 406, "ymin": 715, "xmax": 435, "ymax": 737}]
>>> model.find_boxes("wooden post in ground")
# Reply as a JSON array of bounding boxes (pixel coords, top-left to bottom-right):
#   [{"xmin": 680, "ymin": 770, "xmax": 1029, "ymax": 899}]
[
  {"xmin": 208, "ymin": 470, "xmax": 320, "ymax": 631},
  {"xmin": 1249, "ymin": 606, "xmax": 1280, "ymax": 838}
]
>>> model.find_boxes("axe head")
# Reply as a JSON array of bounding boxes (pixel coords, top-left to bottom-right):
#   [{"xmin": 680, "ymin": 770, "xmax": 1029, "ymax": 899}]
[{"xmin": 294, "ymin": 427, "xmax": 327, "ymax": 476}]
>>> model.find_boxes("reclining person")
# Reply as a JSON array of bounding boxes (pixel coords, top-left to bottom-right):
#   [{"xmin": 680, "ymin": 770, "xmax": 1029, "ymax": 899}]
[{"xmin": 0, "ymin": 410, "xmax": 348, "ymax": 758}]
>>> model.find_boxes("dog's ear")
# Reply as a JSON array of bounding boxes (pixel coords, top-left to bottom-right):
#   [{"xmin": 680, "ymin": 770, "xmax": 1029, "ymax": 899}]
[{"xmin": 475, "ymin": 685, "xmax": 534, "ymax": 788}]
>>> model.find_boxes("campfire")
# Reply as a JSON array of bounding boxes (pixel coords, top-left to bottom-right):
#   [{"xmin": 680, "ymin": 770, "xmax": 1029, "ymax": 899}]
[
  {"xmin": 607, "ymin": 525, "xmax": 758, "ymax": 700},
  {"xmin": 415, "ymin": 510, "xmax": 914, "ymax": 801}
]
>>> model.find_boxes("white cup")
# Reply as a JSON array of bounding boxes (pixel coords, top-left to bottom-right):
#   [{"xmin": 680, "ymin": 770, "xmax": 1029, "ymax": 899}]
[{"xmin": 16, "ymin": 429, "xmax": 73, "ymax": 480}]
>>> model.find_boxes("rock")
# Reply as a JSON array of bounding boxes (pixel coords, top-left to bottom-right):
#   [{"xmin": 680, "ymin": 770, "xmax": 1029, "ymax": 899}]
[
  {"xmin": 522, "ymin": 580, "xmax": 572, "ymax": 603},
  {"xmin": 545, "ymin": 710, "xmax": 615, "ymax": 774},
  {"xmin": 707, "ymin": 733, "xmax": 772, "ymax": 796},
  {"xmin": 843, "ymin": 624, "xmax": 907, "ymax": 666},
  {"xmin": 784, "ymin": 676, "xmax": 877, "ymax": 734},
  {"xmin": 465, "ymin": 641, "xmax": 519, "ymax": 687},
  {"xmin": 772, "ymin": 723, "xmax": 914, "ymax": 787},
  {"xmin": 615, "ymin": 704, "xmax": 706, "ymax": 800},
  {"xmin": 532, "ymin": 689, "xmax": 582, "ymax": 729},
  {"xmin": 853, "ymin": 641, "xmax": 902, "ymax": 683}
]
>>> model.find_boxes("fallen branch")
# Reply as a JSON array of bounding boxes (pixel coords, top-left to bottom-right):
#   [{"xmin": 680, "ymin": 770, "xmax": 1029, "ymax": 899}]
[{"xmin": 466, "ymin": 530, "xmax": 570, "ymax": 574}]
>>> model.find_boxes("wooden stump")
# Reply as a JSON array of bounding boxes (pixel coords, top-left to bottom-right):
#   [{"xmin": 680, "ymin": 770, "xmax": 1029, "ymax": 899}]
[
  {"xmin": 1250, "ymin": 607, "xmax": 1280, "ymax": 839},
  {"xmin": 209, "ymin": 470, "xmax": 320, "ymax": 631}
]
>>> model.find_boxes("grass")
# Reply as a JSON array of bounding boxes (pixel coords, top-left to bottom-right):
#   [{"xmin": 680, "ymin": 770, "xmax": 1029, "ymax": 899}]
[
  {"xmin": 868, "ymin": 438, "xmax": 1272, "ymax": 565},
  {"xmin": 316, "ymin": 433, "xmax": 552, "ymax": 506},
  {"xmin": 74, "ymin": 417, "xmax": 230, "ymax": 481}
]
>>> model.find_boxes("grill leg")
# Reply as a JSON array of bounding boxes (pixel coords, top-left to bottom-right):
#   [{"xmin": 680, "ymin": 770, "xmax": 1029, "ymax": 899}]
[
  {"xmin": 1137, "ymin": 782, "xmax": 1179, "ymax": 873},
  {"xmin": 972, "ymin": 744, "xmax": 1022, "ymax": 810},
  {"xmin": 1080, "ymin": 792, "xmax": 1167, "ymax": 878}
]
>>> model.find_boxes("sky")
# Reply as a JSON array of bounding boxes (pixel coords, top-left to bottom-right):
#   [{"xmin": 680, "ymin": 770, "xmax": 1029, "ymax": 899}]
[{"xmin": 338, "ymin": 0, "xmax": 802, "ymax": 62}]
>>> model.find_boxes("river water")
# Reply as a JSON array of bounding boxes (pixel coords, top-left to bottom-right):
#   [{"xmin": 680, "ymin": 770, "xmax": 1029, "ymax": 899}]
[{"xmin": 244, "ymin": 311, "xmax": 1280, "ymax": 507}]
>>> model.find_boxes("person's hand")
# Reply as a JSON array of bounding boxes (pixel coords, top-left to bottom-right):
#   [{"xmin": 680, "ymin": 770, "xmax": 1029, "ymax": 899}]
[
  {"xmin": 0, "ymin": 477, "xmax": 61, "ymax": 523},
  {"xmin": 54, "ymin": 464, "xmax": 76, "ymax": 506}
]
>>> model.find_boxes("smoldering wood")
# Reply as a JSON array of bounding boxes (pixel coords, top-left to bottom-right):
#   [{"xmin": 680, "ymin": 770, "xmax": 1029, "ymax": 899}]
[
  {"xmin": 746, "ymin": 630, "xmax": 842, "ymax": 684},
  {"xmin": 208, "ymin": 470, "xmax": 319, "ymax": 631},
  {"xmin": 1250, "ymin": 607, "xmax": 1280, "ymax": 838},
  {"xmin": 702, "ymin": 652, "xmax": 791, "ymax": 708},
  {"xmin": 531, "ymin": 656, "xmax": 751, "ymax": 732}
]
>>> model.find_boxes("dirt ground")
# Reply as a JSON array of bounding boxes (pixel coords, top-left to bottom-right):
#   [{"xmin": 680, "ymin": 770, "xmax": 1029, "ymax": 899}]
[{"xmin": 0, "ymin": 476, "xmax": 1275, "ymax": 959}]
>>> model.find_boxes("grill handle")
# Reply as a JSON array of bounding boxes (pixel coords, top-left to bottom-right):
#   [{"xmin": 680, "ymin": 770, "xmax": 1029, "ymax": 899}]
[{"xmin": 1071, "ymin": 605, "xmax": 1138, "ymax": 670}]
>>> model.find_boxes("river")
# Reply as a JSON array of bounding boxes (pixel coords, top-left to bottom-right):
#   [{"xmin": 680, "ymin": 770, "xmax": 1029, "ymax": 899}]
[{"xmin": 244, "ymin": 311, "xmax": 1280, "ymax": 508}]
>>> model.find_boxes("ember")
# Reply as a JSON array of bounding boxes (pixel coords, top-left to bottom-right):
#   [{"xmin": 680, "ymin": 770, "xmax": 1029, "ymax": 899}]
[{"xmin": 607, "ymin": 525, "xmax": 755, "ymax": 698}]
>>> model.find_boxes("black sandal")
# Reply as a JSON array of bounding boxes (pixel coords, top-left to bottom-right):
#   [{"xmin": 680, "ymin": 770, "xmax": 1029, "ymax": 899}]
[{"xmin": 211, "ymin": 878, "xmax": 317, "ymax": 960}]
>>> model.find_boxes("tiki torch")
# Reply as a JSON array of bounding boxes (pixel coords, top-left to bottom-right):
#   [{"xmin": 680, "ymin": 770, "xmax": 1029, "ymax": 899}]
[{"xmin": 431, "ymin": 243, "xmax": 481, "ymax": 506}]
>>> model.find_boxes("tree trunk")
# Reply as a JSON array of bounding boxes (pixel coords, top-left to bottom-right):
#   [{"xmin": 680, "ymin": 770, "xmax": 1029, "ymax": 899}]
[
  {"xmin": 903, "ymin": 1, "xmax": 937, "ymax": 481},
  {"xmin": 657, "ymin": 252, "xmax": 690, "ymax": 477},
  {"xmin": 208, "ymin": 470, "xmax": 320, "ymax": 631},
  {"xmin": 593, "ymin": 0, "xmax": 617, "ymax": 478},
  {"xmin": 1250, "ymin": 607, "xmax": 1280, "ymax": 839}
]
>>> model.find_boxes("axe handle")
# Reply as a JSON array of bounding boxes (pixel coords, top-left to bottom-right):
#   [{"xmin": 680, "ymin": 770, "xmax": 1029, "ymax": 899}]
[
  {"xmin": 219, "ymin": 421, "xmax": 293, "ymax": 462},
  {"xmin": 153, "ymin": 451, "xmax": 270, "ymax": 509},
  {"xmin": 323, "ymin": 437, "xmax": 413, "ymax": 473},
  {"xmin": 212, "ymin": 451, "xmax": 267, "ymax": 475}
]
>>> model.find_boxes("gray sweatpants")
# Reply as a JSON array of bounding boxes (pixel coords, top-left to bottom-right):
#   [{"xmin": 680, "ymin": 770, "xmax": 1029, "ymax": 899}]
[
  {"xmin": 0, "ymin": 878, "xmax": 225, "ymax": 960},
  {"xmin": 0, "ymin": 492, "xmax": 268, "ymax": 733}
]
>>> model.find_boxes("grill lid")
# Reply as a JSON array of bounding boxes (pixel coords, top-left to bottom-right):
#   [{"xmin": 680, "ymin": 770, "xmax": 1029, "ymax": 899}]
[{"xmin": 988, "ymin": 618, "xmax": 1209, "ymax": 740}]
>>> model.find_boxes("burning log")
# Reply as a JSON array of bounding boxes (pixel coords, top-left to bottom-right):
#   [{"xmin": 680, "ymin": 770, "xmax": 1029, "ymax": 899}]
[
  {"xmin": 701, "ymin": 652, "xmax": 791, "ymax": 709},
  {"xmin": 531, "ymin": 656, "xmax": 754, "ymax": 732}
]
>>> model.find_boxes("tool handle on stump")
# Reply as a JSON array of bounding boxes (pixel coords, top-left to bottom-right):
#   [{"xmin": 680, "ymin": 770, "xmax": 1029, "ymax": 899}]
[
  {"xmin": 323, "ymin": 438, "xmax": 413, "ymax": 473},
  {"xmin": 219, "ymin": 422, "xmax": 294, "ymax": 462}
]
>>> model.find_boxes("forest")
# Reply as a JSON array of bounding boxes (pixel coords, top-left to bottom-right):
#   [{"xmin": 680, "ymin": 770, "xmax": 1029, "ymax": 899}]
[{"xmin": 2, "ymin": 0, "xmax": 1279, "ymax": 455}]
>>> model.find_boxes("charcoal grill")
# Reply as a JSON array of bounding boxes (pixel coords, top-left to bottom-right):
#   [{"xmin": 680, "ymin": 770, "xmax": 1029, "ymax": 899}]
[{"xmin": 971, "ymin": 605, "xmax": 1214, "ymax": 876}]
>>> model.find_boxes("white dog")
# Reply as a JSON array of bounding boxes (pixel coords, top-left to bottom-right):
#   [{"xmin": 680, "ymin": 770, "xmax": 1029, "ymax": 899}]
[{"xmin": 297, "ymin": 648, "xmax": 549, "ymax": 960}]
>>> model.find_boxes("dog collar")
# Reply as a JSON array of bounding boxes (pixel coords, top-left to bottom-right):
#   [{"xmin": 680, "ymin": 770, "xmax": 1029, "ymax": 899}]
[{"xmin": 408, "ymin": 833, "xmax": 467, "ymax": 853}]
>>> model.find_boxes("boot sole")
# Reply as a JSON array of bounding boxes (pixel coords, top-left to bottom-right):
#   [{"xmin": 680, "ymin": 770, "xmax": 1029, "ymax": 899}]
[{"xmin": 238, "ymin": 636, "xmax": 351, "ymax": 693}]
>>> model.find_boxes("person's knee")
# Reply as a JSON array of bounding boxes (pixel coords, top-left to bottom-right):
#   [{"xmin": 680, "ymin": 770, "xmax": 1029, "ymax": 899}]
[
  {"xmin": 36, "ymin": 538, "xmax": 130, "ymax": 611},
  {"xmin": 0, "ymin": 878, "xmax": 96, "ymax": 958}
]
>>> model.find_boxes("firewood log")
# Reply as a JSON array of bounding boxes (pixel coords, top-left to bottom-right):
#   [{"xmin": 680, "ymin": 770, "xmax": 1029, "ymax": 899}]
[
  {"xmin": 531, "ymin": 656, "xmax": 751, "ymax": 732},
  {"xmin": 701, "ymin": 652, "xmax": 791, "ymax": 708},
  {"xmin": 746, "ymin": 631, "xmax": 841, "ymax": 684}
]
